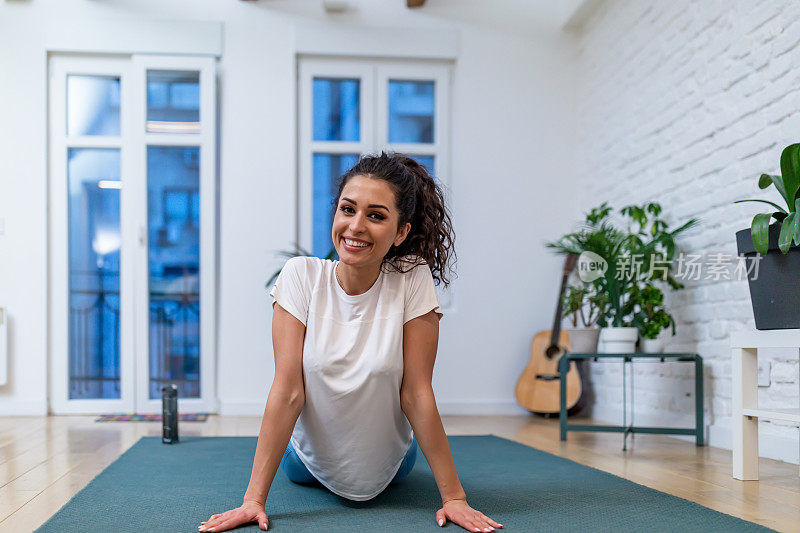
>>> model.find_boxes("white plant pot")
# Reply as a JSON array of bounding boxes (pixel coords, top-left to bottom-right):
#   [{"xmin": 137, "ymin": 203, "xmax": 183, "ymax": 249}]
[
  {"xmin": 598, "ymin": 327, "xmax": 638, "ymax": 354},
  {"xmin": 639, "ymin": 335, "xmax": 664, "ymax": 353},
  {"xmin": 566, "ymin": 328, "xmax": 600, "ymax": 353}
]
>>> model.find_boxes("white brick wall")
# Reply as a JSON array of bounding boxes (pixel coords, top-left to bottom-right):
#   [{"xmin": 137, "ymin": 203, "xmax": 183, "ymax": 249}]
[{"xmin": 576, "ymin": 0, "xmax": 800, "ymax": 464}]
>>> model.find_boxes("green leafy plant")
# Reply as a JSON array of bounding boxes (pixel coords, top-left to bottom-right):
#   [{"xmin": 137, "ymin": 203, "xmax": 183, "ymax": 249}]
[
  {"xmin": 562, "ymin": 284, "xmax": 607, "ymax": 328},
  {"xmin": 628, "ymin": 282, "xmax": 676, "ymax": 339},
  {"xmin": 265, "ymin": 245, "xmax": 337, "ymax": 288},
  {"xmin": 734, "ymin": 143, "xmax": 800, "ymax": 255},
  {"xmin": 546, "ymin": 202, "xmax": 698, "ymax": 328}
]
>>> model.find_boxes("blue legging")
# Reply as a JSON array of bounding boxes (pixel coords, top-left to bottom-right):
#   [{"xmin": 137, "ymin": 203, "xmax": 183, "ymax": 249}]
[{"xmin": 280, "ymin": 435, "xmax": 417, "ymax": 489}]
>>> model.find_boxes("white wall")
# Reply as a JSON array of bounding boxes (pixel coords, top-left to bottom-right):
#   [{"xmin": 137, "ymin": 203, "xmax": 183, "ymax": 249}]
[
  {"xmin": 0, "ymin": 1, "xmax": 580, "ymax": 416},
  {"xmin": 576, "ymin": 0, "xmax": 800, "ymax": 464}
]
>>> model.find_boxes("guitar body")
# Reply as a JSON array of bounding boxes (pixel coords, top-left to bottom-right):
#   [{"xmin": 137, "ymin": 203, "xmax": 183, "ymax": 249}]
[
  {"xmin": 515, "ymin": 330, "xmax": 582, "ymax": 414},
  {"xmin": 515, "ymin": 254, "xmax": 583, "ymax": 415}
]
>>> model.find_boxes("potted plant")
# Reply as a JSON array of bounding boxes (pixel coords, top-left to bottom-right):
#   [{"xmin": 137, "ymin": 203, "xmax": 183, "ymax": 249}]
[
  {"xmin": 547, "ymin": 202, "xmax": 697, "ymax": 353},
  {"xmin": 734, "ymin": 143, "xmax": 800, "ymax": 330},
  {"xmin": 562, "ymin": 284, "xmax": 606, "ymax": 353},
  {"xmin": 629, "ymin": 282, "xmax": 676, "ymax": 353}
]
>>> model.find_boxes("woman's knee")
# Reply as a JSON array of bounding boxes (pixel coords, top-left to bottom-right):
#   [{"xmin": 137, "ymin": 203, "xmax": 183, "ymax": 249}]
[{"xmin": 280, "ymin": 443, "xmax": 318, "ymax": 484}]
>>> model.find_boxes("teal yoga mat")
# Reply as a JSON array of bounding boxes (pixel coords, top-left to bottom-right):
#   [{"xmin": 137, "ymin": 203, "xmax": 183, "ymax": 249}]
[{"xmin": 36, "ymin": 435, "xmax": 771, "ymax": 532}]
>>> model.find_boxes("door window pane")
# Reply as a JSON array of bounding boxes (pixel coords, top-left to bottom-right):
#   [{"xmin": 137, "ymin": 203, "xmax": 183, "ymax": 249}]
[
  {"xmin": 388, "ymin": 80, "xmax": 434, "ymax": 143},
  {"xmin": 147, "ymin": 70, "xmax": 200, "ymax": 134},
  {"xmin": 147, "ymin": 146, "xmax": 201, "ymax": 399},
  {"xmin": 67, "ymin": 148, "xmax": 121, "ymax": 399},
  {"xmin": 313, "ymin": 78, "xmax": 360, "ymax": 141},
  {"xmin": 412, "ymin": 155, "xmax": 435, "ymax": 176},
  {"xmin": 313, "ymin": 153, "xmax": 359, "ymax": 258},
  {"xmin": 67, "ymin": 75, "xmax": 121, "ymax": 136}
]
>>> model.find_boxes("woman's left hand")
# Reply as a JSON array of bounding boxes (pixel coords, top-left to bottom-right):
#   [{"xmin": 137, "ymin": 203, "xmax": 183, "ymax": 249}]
[{"xmin": 436, "ymin": 498, "xmax": 503, "ymax": 532}]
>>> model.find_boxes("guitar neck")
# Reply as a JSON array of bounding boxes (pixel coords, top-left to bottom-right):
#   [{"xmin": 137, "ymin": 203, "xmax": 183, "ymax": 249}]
[{"xmin": 549, "ymin": 271, "xmax": 570, "ymax": 346}]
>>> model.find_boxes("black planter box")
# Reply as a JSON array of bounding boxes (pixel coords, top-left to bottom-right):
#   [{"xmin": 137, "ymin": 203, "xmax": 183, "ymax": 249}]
[{"xmin": 736, "ymin": 223, "xmax": 800, "ymax": 330}]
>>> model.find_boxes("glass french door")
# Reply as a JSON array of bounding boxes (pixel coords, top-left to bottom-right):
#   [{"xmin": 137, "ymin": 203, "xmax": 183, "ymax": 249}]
[{"xmin": 48, "ymin": 54, "xmax": 217, "ymax": 414}]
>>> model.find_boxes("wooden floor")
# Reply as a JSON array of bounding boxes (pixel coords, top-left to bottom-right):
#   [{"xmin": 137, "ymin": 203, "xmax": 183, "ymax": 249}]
[{"xmin": 1, "ymin": 415, "xmax": 798, "ymax": 532}]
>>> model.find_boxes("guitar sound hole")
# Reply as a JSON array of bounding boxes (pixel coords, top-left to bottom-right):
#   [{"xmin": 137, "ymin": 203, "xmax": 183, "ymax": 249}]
[{"xmin": 545, "ymin": 345, "xmax": 561, "ymax": 359}]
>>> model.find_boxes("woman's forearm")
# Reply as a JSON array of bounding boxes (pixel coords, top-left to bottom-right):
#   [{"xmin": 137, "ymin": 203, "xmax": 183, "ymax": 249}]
[
  {"xmin": 242, "ymin": 385, "xmax": 305, "ymax": 506},
  {"xmin": 401, "ymin": 389, "xmax": 466, "ymax": 504}
]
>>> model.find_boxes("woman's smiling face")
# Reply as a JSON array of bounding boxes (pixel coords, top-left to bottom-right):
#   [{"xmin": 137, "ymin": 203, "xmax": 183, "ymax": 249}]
[{"xmin": 332, "ymin": 175, "xmax": 410, "ymax": 267}]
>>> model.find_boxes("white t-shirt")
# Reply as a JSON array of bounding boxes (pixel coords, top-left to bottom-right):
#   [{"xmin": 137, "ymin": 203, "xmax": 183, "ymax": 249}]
[{"xmin": 268, "ymin": 254, "xmax": 443, "ymax": 500}]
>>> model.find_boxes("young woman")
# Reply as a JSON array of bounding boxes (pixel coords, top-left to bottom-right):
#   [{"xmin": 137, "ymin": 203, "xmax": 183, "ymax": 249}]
[{"xmin": 198, "ymin": 153, "xmax": 502, "ymax": 532}]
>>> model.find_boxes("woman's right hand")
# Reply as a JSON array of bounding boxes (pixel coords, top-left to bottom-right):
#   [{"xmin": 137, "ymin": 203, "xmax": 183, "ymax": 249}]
[{"xmin": 198, "ymin": 500, "xmax": 269, "ymax": 532}]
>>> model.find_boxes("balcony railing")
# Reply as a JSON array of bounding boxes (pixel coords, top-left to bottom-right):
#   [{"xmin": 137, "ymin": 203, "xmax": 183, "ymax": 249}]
[{"xmin": 69, "ymin": 278, "xmax": 200, "ymax": 400}]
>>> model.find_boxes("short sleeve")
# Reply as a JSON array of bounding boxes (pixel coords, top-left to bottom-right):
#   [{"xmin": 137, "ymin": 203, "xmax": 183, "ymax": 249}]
[
  {"xmin": 268, "ymin": 257, "xmax": 311, "ymax": 327},
  {"xmin": 403, "ymin": 262, "xmax": 443, "ymax": 324}
]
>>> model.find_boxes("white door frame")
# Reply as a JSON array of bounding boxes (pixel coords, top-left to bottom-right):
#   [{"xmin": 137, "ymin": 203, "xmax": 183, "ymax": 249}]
[
  {"xmin": 131, "ymin": 54, "xmax": 218, "ymax": 414},
  {"xmin": 48, "ymin": 54, "xmax": 218, "ymax": 414},
  {"xmin": 49, "ymin": 56, "xmax": 136, "ymax": 414}
]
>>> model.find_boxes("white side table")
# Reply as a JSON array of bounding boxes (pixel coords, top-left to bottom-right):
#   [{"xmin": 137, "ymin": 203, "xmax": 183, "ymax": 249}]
[{"xmin": 731, "ymin": 329, "xmax": 800, "ymax": 480}]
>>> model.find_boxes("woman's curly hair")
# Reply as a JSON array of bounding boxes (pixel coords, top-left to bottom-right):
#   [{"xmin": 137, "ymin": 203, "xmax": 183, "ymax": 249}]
[{"xmin": 332, "ymin": 152, "xmax": 457, "ymax": 287}]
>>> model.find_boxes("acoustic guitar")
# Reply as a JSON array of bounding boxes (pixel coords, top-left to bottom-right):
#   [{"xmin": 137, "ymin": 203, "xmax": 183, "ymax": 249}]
[{"xmin": 515, "ymin": 254, "xmax": 582, "ymax": 415}]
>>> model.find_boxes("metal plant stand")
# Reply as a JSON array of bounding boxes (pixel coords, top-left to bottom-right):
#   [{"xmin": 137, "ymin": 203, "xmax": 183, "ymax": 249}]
[{"xmin": 559, "ymin": 352, "xmax": 704, "ymax": 449}]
